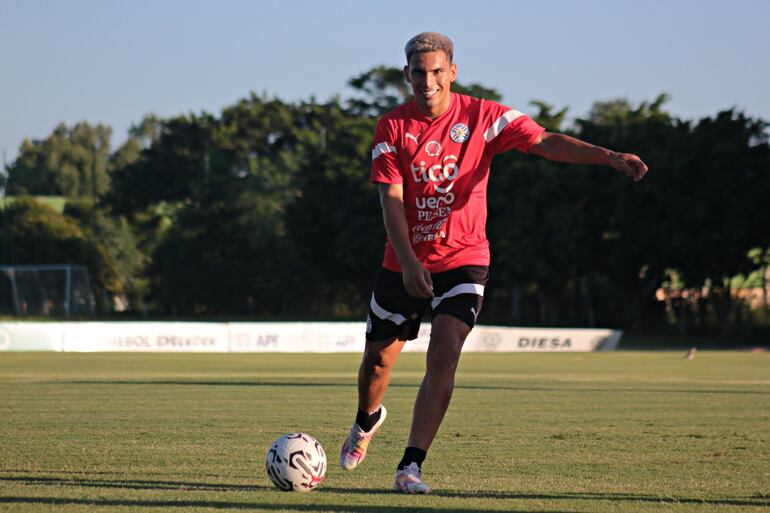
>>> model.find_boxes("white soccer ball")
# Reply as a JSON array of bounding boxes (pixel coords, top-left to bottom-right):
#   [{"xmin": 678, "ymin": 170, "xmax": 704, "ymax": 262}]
[{"xmin": 265, "ymin": 432, "xmax": 327, "ymax": 492}]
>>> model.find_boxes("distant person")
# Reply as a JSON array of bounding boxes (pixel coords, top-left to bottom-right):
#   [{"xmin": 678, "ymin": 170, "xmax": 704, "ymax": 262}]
[{"xmin": 340, "ymin": 31, "xmax": 648, "ymax": 494}]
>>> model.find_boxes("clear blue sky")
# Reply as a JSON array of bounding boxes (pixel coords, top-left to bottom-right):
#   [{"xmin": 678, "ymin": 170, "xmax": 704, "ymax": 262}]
[{"xmin": 1, "ymin": 0, "xmax": 768, "ymax": 163}]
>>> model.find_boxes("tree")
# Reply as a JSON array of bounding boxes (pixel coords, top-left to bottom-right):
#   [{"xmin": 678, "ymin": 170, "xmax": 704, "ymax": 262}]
[
  {"xmin": 283, "ymin": 100, "xmax": 383, "ymax": 315},
  {"xmin": 659, "ymin": 110, "xmax": 770, "ymax": 334},
  {"xmin": 528, "ymin": 100, "xmax": 569, "ymax": 132},
  {"xmin": 566, "ymin": 94, "xmax": 682, "ymax": 329},
  {"xmin": 108, "ymin": 95, "xmax": 307, "ymax": 315},
  {"xmin": 0, "ymin": 198, "xmax": 95, "ymax": 265},
  {"xmin": 108, "ymin": 113, "xmax": 219, "ymax": 214},
  {"xmin": 109, "ymin": 114, "xmax": 162, "ymax": 173},
  {"xmin": 6, "ymin": 122, "xmax": 112, "ymax": 198},
  {"xmin": 347, "ymin": 66, "xmax": 413, "ymax": 116},
  {"xmin": 63, "ymin": 200, "xmax": 146, "ymax": 311}
]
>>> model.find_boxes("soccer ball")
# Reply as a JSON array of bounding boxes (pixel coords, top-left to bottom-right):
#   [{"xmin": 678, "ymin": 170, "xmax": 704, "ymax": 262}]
[{"xmin": 265, "ymin": 432, "xmax": 327, "ymax": 492}]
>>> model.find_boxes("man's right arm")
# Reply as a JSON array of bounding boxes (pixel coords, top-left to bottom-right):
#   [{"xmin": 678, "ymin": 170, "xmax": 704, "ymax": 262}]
[{"xmin": 378, "ymin": 183, "xmax": 434, "ymax": 298}]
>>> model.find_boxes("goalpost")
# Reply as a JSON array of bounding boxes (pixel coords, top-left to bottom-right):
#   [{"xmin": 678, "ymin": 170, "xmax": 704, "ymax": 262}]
[{"xmin": 0, "ymin": 264, "xmax": 95, "ymax": 317}]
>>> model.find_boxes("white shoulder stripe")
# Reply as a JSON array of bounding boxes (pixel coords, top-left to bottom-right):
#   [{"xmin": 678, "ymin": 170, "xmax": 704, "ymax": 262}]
[
  {"xmin": 372, "ymin": 142, "xmax": 397, "ymax": 160},
  {"xmin": 483, "ymin": 110, "xmax": 524, "ymax": 143}
]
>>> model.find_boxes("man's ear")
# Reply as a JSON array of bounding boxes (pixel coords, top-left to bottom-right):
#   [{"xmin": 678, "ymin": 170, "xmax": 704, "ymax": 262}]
[{"xmin": 403, "ymin": 65, "xmax": 411, "ymax": 83}]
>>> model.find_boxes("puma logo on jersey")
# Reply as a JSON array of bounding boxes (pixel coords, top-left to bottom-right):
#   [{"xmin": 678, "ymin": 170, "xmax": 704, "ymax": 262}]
[{"xmin": 405, "ymin": 132, "xmax": 420, "ymax": 144}]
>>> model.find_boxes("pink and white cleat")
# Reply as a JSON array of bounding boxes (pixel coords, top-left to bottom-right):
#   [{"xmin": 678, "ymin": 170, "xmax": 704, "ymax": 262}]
[
  {"xmin": 393, "ymin": 462, "xmax": 431, "ymax": 494},
  {"xmin": 339, "ymin": 405, "xmax": 387, "ymax": 470}
]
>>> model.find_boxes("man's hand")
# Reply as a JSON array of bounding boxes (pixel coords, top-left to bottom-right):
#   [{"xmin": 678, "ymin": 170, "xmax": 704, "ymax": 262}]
[
  {"xmin": 608, "ymin": 152, "xmax": 649, "ymax": 182},
  {"xmin": 402, "ymin": 258, "xmax": 434, "ymax": 298}
]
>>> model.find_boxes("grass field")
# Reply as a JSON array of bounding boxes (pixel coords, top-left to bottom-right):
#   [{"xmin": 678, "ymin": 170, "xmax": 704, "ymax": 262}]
[{"xmin": 0, "ymin": 351, "xmax": 768, "ymax": 512}]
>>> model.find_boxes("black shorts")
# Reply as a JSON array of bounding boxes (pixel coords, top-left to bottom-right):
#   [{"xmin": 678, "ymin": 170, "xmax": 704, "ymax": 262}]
[{"xmin": 365, "ymin": 265, "xmax": 489, "ymax": 342}]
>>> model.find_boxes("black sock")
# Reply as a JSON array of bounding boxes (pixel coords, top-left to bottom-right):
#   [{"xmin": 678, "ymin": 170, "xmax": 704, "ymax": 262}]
[
  {"xmin": 355, "ymin": 406, "xmax": 381, "ymax": 432},
  {"xmin": 397, "ymin": 446, "xmax": 427, "ymax": 471}
]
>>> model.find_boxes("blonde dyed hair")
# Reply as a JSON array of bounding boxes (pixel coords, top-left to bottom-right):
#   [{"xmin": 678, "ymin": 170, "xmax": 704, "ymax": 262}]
[{"xmin": 404, "ymin": 32, "xmax": 454, "ymax": 63}]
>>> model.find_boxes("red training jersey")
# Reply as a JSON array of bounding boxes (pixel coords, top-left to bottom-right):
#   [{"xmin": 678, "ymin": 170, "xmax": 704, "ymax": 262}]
[{"xmin": 370, "ymin": 93, "xmax": 545, "ymax": 273}]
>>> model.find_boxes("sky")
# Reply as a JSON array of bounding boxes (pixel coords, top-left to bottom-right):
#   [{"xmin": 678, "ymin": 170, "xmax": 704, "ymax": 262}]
[{"xmin": 1, "ymin": 0, "xmax": 769, "ymax": 163}]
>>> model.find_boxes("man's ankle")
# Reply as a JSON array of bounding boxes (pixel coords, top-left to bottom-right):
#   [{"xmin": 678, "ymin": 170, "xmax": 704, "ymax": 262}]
[
  {"xmin": 355, "ymin": 406, "xmax": 382, "ymax": 432},
  {"xmin": 397, "ymin": 446, "xmax": 427, "ymax": 471}
]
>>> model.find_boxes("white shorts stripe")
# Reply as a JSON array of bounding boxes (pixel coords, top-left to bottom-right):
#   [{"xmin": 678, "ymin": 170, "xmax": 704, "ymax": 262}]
[
  {"xmin": 369, "ymin": 294, "xmax": 408, "ymax": 325},
  {"xmin": 372, "ymin": 142, "xmax": 397, "ymax": 160},
  {"xmin": 431, "ymin": 283, "xmax": 485, "ymax": 310},
  {"xmin": 483, "ymin": 110, "xmax": 524, "ymax": 143}
]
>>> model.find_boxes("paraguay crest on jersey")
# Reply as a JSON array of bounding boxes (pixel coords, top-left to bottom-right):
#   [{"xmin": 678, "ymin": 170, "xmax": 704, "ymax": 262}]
[{"xmin": 450, "ymin": 123, "xmax": 470, "ymax": 143}]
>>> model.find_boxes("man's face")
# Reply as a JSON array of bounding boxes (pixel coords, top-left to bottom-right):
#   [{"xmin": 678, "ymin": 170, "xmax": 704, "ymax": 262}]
[{"xmin": 404, "ymin": 50, "xmax": 457, "ymax": 118}]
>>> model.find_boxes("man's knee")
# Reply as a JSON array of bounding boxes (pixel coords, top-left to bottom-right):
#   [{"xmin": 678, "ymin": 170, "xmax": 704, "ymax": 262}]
[
  {"xmin": 425, "ymin": 351, "xmax": 461, "ymax": 381},
  {"xmin": 362, "ymin": 337, "xmax": 402, "ymax": 376},
  {"xmin": 426, "ymin": 315, "xmax": 469, "ymax": 376}
]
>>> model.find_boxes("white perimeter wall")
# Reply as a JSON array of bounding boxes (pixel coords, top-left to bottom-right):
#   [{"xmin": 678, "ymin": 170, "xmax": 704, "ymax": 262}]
[{"xmin": 0, "ymin": 322, "xmax": 621, "ymax": 352}]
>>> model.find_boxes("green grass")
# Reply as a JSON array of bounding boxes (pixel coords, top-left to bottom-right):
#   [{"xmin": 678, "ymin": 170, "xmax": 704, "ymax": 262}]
[{"xmin": 0, "ymin": 352, "xmax": 768, "ymax": 512}]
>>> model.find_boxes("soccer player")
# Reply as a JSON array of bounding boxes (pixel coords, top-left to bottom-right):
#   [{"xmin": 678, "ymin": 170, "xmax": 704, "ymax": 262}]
[{"xmin": 340, "ymin": 32, "xmax": 648, "ymax": 494}]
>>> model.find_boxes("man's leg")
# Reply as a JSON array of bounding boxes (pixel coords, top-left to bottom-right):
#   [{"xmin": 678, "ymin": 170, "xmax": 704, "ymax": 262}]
[
  {"xmin": 393, "ymin": 314, "xmax": 470, "ymax": 493},
  {"xmin": 340, "ymin": 337, "xmax": 405, "ymax": 470},
  {"xmin": 358, "ymin": 337, "xmax": 405, "ymax": 413},
  {"xmin": 408, "ymin": 314, "xmax": 469, "ymax": 449}
]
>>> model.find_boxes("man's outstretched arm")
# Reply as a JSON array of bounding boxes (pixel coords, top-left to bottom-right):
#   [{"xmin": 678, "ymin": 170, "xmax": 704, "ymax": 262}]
[{"xmin": 529, "ymin": 132, "xmax": 649, "ymax": 181}]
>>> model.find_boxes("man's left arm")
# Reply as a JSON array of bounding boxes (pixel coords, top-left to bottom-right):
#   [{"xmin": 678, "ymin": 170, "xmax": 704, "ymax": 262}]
[{"xmin": 529, "ymin": 132, "xmax": 649, "ymax": 181}]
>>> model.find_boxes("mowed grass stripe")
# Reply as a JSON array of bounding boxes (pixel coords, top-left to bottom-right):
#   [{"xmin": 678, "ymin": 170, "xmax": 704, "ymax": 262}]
[{"xmin": 0, "ymin": 351, "xmax": 768, "ymax": 513}]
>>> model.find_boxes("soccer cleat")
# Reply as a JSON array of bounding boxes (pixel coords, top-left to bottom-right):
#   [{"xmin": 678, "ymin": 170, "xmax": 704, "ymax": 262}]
[
  {"xmin": 393, "ymin": 462, "xmax": 431, "ymax": 494},
  {"xmin": 339, "ymin": 405, "xmax": 387, "ymax": 470}
]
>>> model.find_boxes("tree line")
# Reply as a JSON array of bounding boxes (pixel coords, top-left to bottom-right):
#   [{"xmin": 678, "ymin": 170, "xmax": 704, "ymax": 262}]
[{"xmin": 2, "ymin": 67, "xmax": 769, "ymax": 335}]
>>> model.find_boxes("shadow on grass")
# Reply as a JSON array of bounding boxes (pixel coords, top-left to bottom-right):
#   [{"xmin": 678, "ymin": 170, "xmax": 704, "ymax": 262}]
[
  {"xmin": 427, "ymin": 489, "xmax": 768, "ymax": 507},
  {"xmin": 0, "ymin": 475, "xmax": 269, "ymax": 492},
  {"xmin": 1, "ymin": 476, "xmax": 766, "ymax": 509},
  {"xmin": 322, "ymin": 487, "xmax": 768, "ymax": 507},
  {"xmin": 0, "ymin": 496, "xmax": 570, "ymax": 513},
  {"xmin": 1, "ymin": 494, "xmax": 766, "ymax": 512},
  {"xmin": 55, "ymin": 380, "xmax": 769, "ymax": 395}
]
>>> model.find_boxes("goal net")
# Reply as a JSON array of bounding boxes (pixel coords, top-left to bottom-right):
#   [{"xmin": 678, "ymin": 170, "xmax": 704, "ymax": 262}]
[{"xmin": 0, "ymin": 264, "xmax": 95, "ymax": 317}]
